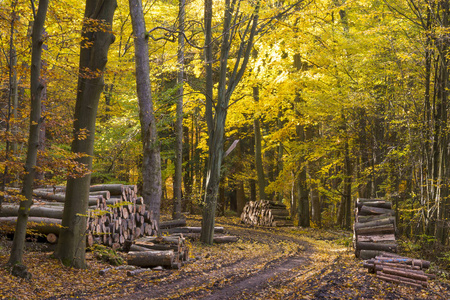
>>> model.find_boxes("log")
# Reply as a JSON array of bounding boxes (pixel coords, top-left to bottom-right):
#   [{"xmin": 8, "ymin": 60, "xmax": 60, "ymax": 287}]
[
  {"xmin": 356, "ymin": 242, "xmax": 397, "ymax": 252},
  {"xmin": 0, "ymin": 216, "xmax": 62, "ymax": 235},
  {"xmin": 269, "ymin": 209, "xmax": 290, "ymax": 217},
  {"xmin": 359, "ymin": 250, "xmax": 384, "ymax": 260},
  {"xmin": 363, "ymin": 261, "xmax": 422, "ymax": 273},
  {"xmin": 382, "ymin": 266, "xmax": 428, "ymax": 282},
  {"xmin": 127, "ymin": 250, "xmax": 175, "ymax": 268},
  {"xmin": 90, "ymin": 184, "xmax": 125, "ymax": 196},
  {"xmin": 89, "ymin": 191, "xmax": 111, "ymax": 199},
  {"xmin": 356, "ymin": 200, "xmax": 392, "ymax": 210},
  {"xmin": 130, "ymin": 244, "xmax": 154, "ymax": 252},
  {"xmin": 46, "ymin": 233, "xmax": 58, "ymax": 244},
  {"xmin": 359, "ymin": 205, "xmax": 395, "ymax": 216},
  {"xmin": 355, "ymin": 224, "xmax": 394, "ymax": 235},
  {"xmin": 354, "ymin": 217, "xmax": 395, "ymax": 229},
  {"xmin": 32, "ymin": 191, "xmax": 102, "ymax": 206},
  {"xmin": 357, "ymin": 213, "xmax": 393, "ymax": 223},
  {"xmin": 357, "ymin": 198, "xmax": 385, "ymax": 203},
  {"xmin": 374, "ymin": 256, "xmax": 430, "ymax": 269},
  {"xmin": 159, "ymin": 218, "xmax": 187, "ymax": 229},
  {"xmin": 357, "ymin": 234, "xmax": 396, "ymax": 242},
  {"xmin": 376, "ymin": 271, "xmax": 427, "ymax": 288},
  {"xmin": 0, "ymin": 204, "xmax": 63, "ymax": 219}
]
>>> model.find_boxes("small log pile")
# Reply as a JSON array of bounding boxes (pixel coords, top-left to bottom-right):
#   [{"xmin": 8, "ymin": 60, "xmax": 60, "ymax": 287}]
[
  {"xmin": 362, "ymin": 252, "xmax": 434, "ymax": 288},
  {"xmin": 0, "ymin": 184, "xmax": 159, "ymax": 248},
  {"xmin": 161, "ymin": 226, "xmax": 239, "ymax": 243},
  {"xmin": 240, "ymin": 200, "xmax": 293, "ymax": 227},
  {"xmin": 353, "ymin": 198, "xmax": 397, "ymax": 259},
  {"xmin": 125, "ymin": 235, "xmax": 189, "ymax": 269}
]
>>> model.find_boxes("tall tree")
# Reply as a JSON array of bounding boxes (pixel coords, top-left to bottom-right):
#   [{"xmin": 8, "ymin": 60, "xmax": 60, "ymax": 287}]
[
  {"xmin": 8, "ymin": 0, "xmax": 49, "ymax": 271},
  {"xmin": 0, "ymin": 0, "xmax": 19, "ymax": 208},
  {"xmin": 173, "ymin": 0, "xmax": 185, "ymax": 219},
  {"xmin": 201, "ymin": 0, "xmax": 260, "ymax": 244},
  {"xmin": 253, "ymin": 86, "xmax": 266, "ymax": 200},
  {"xmin": 128, "ymin": 0, "xmax": 162, "ymax": 223},
  {"xmin": 55, "ymin": 0, "xmax": 117, "ymax": 269}
]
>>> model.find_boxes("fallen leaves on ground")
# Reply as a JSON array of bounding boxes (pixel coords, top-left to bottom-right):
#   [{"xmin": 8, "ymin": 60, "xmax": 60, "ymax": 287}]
[{"xmin": 0, "ymin": 216, "xmax": 449, "ymax": 299}]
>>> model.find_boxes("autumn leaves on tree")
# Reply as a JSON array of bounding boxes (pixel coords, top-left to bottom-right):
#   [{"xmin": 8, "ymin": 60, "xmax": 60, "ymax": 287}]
[{"xmin": 2, "ymin": 0, "xmax": 450, "ymax": 268}]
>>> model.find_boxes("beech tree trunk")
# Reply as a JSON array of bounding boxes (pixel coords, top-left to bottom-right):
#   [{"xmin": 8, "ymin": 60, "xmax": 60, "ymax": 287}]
[
  {"xmin": 173, "ymin": 0, "xmax": 185, "ymax": 219},
  {"xmin": 55, "ymin": 0, "xmax": 116, "ymax": 269},
  {"xmin": 128, "ymin": 0, "xmax": 162, "ymax": 223},
  {"xmin": 253, "ymin": 86, "xmax": 266, "ymax": 201},
  {"xmin": 8, "ymin": 0, "xmax": 49, "ymax": 267},
  {"xmin": 296, "ymin": 124, "xmax": 309, "ymax": 227},
  {"xmin": 201, "ymin": 0, "xmax": 260, "ymax": 244}
]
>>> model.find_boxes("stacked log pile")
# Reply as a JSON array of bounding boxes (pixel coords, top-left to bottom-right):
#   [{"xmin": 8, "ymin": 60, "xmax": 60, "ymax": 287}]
[
  {"xmin": 353, "ymin": 198, "xmax": 397, "ymax": 259},
  {"xmin": 362, "ymin": 252, "xmax": 434, "ymax": 288},
  {"xmin": 125, "ymin": 235, "xmax": 189, "ymax": 269},
  {"xmin": 0, "ymin": 184, "xmax": 158, "ymax": 248},
  {"xmin": 240, "ymin": 200, "xmax": 293, "ymax": 227}
]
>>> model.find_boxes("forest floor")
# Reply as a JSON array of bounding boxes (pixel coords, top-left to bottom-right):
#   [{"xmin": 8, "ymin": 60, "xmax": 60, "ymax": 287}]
[{"xmin": 1, "ymin": 215, "xmax": 450, "ymax": 299}]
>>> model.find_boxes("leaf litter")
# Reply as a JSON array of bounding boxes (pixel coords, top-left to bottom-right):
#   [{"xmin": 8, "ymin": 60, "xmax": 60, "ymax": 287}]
[{"xmin": 0, "ymin": 216, "xmax": 449, "ymax": 299}]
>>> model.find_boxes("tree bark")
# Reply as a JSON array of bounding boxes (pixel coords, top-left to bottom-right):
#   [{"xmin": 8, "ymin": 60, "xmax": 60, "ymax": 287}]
[
  {"xmin": 128, "ymin": 0, "xmax": 162, "ymax": 224},
  {"xmin": 296, "ymin": 125, "xmax": 309, "ymax": 227},
  {"xmin": 8, "ymin": 0, "xmax": 49, "ymax": 267},
  {"xmin": 173, "ymin": 0, "xmax": 185, "ymax": 220},
  {"xmin": 127, "ymin": 250, "xmax": 175, "ymax": 268},
  {"xmin": 253, "ymin": 86, "xmax": 266, "ymax": 201},
  {"xmin": 201, "ymin": 0, "xmax": 260, "ymax": 244},
  {"xmin": 1, "ymin": 204, "xmax": 63, "ymax": 219},
  {"xmin": 55, "ymin": 0, "xmax": 116, "ymax": 269},
  {"xmin": 1, "ymin": 216, "xmax": 61, "ymax": 235},
  {"xmin": 0, "ymin": 0, "xmax": 18, "ymax": 207}
]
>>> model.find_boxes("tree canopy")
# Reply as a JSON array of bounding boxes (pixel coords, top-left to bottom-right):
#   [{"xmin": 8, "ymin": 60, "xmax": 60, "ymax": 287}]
[{"xmin": 1, "ymin": 0, "xmax": 450, "ymax": 251}]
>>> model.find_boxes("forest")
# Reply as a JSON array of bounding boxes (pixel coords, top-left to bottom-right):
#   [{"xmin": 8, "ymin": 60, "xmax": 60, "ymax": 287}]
[{"xmin": 1, "ymin": 0, "xmax": 450, "ymax": 285}]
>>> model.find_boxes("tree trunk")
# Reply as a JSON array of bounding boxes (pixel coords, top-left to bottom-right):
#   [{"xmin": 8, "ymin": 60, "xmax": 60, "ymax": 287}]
[
  {"xmin": 311, "ymin": 185, "xmax": 321, "ymax": 227},
  {"xmin": 0, "ymin": 0, "xmax": 19, "ymax": 209},
  {"xmin": 343, "ymin": 136, "xmax": 352, "ymax": 229},
  {"xmin": 201, "ymin": 0, "xmax": 260, "ymax": 244},
  {"xmin": 296, "ymin": 125, "xmax": 309, "ymax": 227},
  {"xmin": 8, "ymin": 0, "xmax": 49, "ymax": 267},
  {"xmin": 253, "ymin": 86, "xmax": 266, "ymax": 200},
  {"xmin": 128, "ymin": 0, "xmax": 162, "ymax": 224},
  {"xmin": 173, "ymin": 0, "xmax": 185, "ymax": 220},
  {"xmin": 55, "ymin": 0, "xmax": 116, "ymax": 269},
  {"xmin": 236, "ymin": 181, "xmax": 246, "ymax": 215}
]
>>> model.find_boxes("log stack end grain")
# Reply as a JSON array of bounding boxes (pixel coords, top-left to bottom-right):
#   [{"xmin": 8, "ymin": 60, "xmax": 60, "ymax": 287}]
[
  {"xmin": 353, "ymin": 198, "xmax": 397, "ymax": 259},
  {"xmin": 0, "ymin": 184, "xmax": 159, "ymax": 250},
  {"xmin": 241, "ymin": 200, "xmax": 293, "ymax": 227}
]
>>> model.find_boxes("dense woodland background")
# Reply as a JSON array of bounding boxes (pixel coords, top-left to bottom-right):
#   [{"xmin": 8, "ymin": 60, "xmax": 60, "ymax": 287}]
[{"xmin": 1, "ymin": 0, "xmax": 450, "ymax": 263}]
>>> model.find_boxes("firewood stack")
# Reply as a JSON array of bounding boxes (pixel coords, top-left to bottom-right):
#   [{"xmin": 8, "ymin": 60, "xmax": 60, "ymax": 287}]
[
  {"xmin": 362, "ymin": 252, "xmax": 434, "ymax": 288},
  {"xmin": 125, "ymin": 235, "xmax": 189, "ymax": 269},
  {"xmin": 0, "ymin": 184, "xmax": 159, "ymax": 249},
  {"xmin": 353, "ymin": 198, "xmax": 397, "ymax": 259},
  {"xmin": 240, "ymin": 200, "xmax": 293, "ymax": 227}
]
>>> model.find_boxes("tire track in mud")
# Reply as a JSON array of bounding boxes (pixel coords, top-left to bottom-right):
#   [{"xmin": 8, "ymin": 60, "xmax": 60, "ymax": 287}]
[{"xmin": 116, "ymin": 225, "xmax": 314, "ymax": 300}]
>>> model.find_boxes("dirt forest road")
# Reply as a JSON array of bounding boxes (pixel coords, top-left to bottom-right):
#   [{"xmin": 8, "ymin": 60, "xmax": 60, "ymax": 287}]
[
  {"xmin": 93, "ymin": 217, "xmax": 450, "ymax": 300},
  {"xmin": 3, "ymin": 216, "xmax": 450, "ymax": 299}
]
